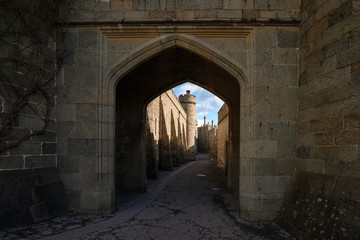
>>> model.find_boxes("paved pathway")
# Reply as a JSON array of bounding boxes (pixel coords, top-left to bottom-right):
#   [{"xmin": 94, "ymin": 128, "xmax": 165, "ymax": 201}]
[{"xmin": 1, "ymin": 153, "xmax": 294, "ymax": 240}]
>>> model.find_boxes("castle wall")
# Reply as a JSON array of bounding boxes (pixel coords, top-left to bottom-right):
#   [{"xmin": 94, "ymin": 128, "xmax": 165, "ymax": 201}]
[
  {"xmin": 277, "ymin": 0, "xmax": 360, "ymax": 238},
  {"xmin": 146, "ymin": 89, "xmax": 188, "ymax": 173},
  {"xmin": 198, "ymin": 124, "xmax": 217, "ymax": 156},
  {"xmin": 58, "ymin": 0, "xmax": 299, "ymax": 22},
  {"xmin": 147, "ymin": 90, "xmax": 187, "ymax": 145},
  {"xmin": 52, "ymin": 0, "xmax": 299, "ymax": 219},
  {"xmin": 0, "ymin": 0, "xmax": 57, "ymax": 169}
]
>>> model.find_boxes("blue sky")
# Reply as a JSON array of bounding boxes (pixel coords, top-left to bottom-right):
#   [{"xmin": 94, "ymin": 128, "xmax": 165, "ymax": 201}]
[{"xmin": 173, "ymin": 82, "xmax": 224, "ymax": 127}]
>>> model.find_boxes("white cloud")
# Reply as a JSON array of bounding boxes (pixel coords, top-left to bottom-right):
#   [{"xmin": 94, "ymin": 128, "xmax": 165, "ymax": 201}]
[
  {"xmin": 174, "ymin": 83, "xmax": 202, "ymax": 96},
  {"xmin": 174, "ymin": 82, "xmax": 224, "ymax": 121}
]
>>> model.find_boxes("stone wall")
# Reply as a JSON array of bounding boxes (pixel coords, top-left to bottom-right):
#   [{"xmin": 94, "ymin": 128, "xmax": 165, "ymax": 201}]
[
  {"xmin": 275, "ymin": 0, "xmax": 360, "ymax": 238},
  {"xmin": 198, "ymin": 124, "xmax": 217, "ymax": 156},
  {"xmin": 277, "ymin": 171, "xmax": 360, "ymax": 239},
  {"xmin": 297, "ymin": 0, "xmax": 360, "ymax": 178},
  {"xmin": 55, "ymin": 0, "xmax": 299, "ymax": 219},
  {"xmin": 146, "ymin": 89, "xmax": 188, "ymax": 174},
  {"xmin": 217, "ymin": 103, "xmax": 229, "ymax": 172},
  {"xmin": 0, "ymin": 0, "xmax": 57, "ymax": 169},
  {"xmin": 58, "ymin": 0, "xmax": 300, "ymax": 22},
  {"xmin": 240, "ymin": 25, "xmax": 299, "ymax": 221},
  {"xmin": 0, "ymin": 167, "xmax": 67, "ymax": 229}
]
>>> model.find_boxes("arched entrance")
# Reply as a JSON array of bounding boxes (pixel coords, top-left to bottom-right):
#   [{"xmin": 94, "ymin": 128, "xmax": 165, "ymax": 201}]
[{"xmin": 114, "ymin": 46, "xmax": 243, "ymax": 205}]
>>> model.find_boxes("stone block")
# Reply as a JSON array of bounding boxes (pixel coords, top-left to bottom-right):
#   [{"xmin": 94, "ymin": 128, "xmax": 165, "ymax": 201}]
[
  {"xmin": 25, "ymin": 156, "xmax": 56, "ymax": 168},
  {"xmin": 277, "ymin": 140, "xmax": 296, "ymax": 159},
  {"xmin": 68, "ymin": 138, "xmax": 97, "ymax": 156},
  {"xmin": 35, "ymin": 167, "xmax": 61, "ymax": 185},
  {"xmin": 334, "ymin": 176, "xmax": 360, "ymax": 201},
  {"xmin": 327, "ymin": 82, "xmax": 351, "ymax": 104},
  {"xmin": 255, "ymin": 65, "xmax": 297, "ymax": 87},
  {"xmin": 149, "ymin": 10, "xmax": 173, "ymax": 19},
  {"xmin": 309, "ymin": 117, "xmax": 343, "ymax": 133},
  {"xmin": 351, "ymin": 62, "xmax": 360, "ymax": 73},
  {"xmin": 255, "ymin": 28, "xmax": 277, "ymax": 48},
  {"xmin": 56, "ymin": 29, "xmax": 78, "ymax": 65},
  {"xmin": 306, "ymin": 159, "xmax": 326, "ymax": 173},
  {"xmin": 255, "ymin": 47, "xmax": 273, "ymax": 65},
  {"xmin": 31, "ymin": 131, "xmax": 56, "ymax": 143},
  {"xmin": 269, "ymin": 0, "xmax": 288, "ymax": 10},
  {"xmin": 297, "ymin": 146, "xmax": 310, "ymax": 159},
  {"xmin": 328, "ymin": 0, "xmax": 352, "ymax": 27},
  {"xmin": 223, "ymin": 0, "xmax": 242, "ymax": 9},
  {"xmin": 80, "ymin": 190, "xmax": 114, "ymax": 214},
  {"xmin": 330, "ymin": 97, "xmax": 360, "ymax": 116},
  {"xmin": 337, "ymin": 45, "xmax": 360, "ymax": 69},
  {"xmin": 42, "ymin": 143, "xmax": 56, "ymax": 154},
  {"xmin": 269, "ymin": 87, "xmax": 297, "ymax": 106},
  {"xmin": 272, "ymin": 158, "xmax": 295, "ymax": 176},
  {"xmin": 18, "ymin": 115, "xmax": 45, "ymax": 130},
  {"xmin": 78, "ymin": 28, "xmax": 97, "ymax": 49},
  {"xmin": 273, "ymin": 48, "xmax": 298, "ymax": 64},
  {"xmin": 335, "ymin": 129, "xmax": 360, "ymax": 145},
  {"xmin": 58, "ymin": 155, "xmax": 79, "ymax": 173},
  {"xmin": 243, "ymin": 9, "xmax": 260, "ymax": 19},
  {"xmin": 254, "ymin": 0, "xmax": 269, "ymax": 9},
  {"xmin": 351, "ymin": 71, "xmax": 360, "ymax": 96},
  {"xmin": 176, "ymin": 9, "xmax": 195, "ymax": 18},
  {"xmin": 255, "ymin": 176, "xmax": 279, "ymax": 193},
  {"xmin": 9, "ymin": 142, "xmax": 41, "ymax": 156},
  {"xmin": 314, "ymin": 132, "xmax": 334, "ymax": 145},
  {"xmin": 323, "ymin": 32, "xmax": 352, "ymax": 58},
  {"xmin": 111, "ymin": 0, "xmax": 133, "ymax": 11},
  {"xmin": 344, "ymin": 113, "xmax": 360, "ymax": 129},
  {"xmin": 254, "ymin": 158, "xmax": 271, "ymax": 176},
  {"xmin": 194, "ymin": 9, "xmax": 217, "ymax": 18},
  {"xmin": 307, "ymin": 16, "xmax": 328, "ymax": 42},
  {"xmin": 216, "ymin": 9, "xmax": 242, "ymax": 18},
  {"xmin": 260, "ymin": 10, "xmax": 276, "ymax": 18},
  {"xmin": 124, "ymin": 10, "xmax": 150, "ymax": 19},
  {"xmin": 0, "ymin": 156, "xmax": 24, "ymax": 169},
  {"xmin": 263, "ymin": 196, "xmax": 284, "ymax": 213},
  {"xmin": 295, "ymin": 158, "xmax": 306, "ymax": 171}
]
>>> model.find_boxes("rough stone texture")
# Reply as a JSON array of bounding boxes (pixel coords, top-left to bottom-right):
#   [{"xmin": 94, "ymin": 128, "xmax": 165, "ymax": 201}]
[
  {"xmin": 0, "ymin": 167, "xmax": 67, "ymax": 229},
  {"xmin": 0, "ymin": 0, "xmax": 57, "ymax": 169},
  {"xmin": 58, "ymin": 0, "xmax": 300, "ymax": 22},
  {"xmin": 179, "ymin": 91, "xmax": 197, "ymax": 160},
  {"xmin": 146, "ymin": 90, "xmax": 189, "ymax": 175},
  {"xmin": 198, "ymin": 123, "xmax": 217, "ymax": 156},
  {"xmin": 297, "ymin": 0, "xmax": 360, "ymax": 178},
  {"xmin": 217, "ymin": 103, "xmax": 229, "ymax": 172},
  {"xmin": 277, "ymin": 171, "xmax": 360, "ymax": 239}
]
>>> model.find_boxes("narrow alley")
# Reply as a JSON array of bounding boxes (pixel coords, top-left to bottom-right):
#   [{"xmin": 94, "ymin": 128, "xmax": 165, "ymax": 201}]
[{"xmin": 1, "ymin": 154, "xmax": 293, "ymax": 240}]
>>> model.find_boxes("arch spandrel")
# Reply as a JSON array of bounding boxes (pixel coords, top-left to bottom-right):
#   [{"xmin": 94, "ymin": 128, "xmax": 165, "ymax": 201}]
[{"xmin": 103, "ymin": 31, "xmax": 249, "ymax": 94}]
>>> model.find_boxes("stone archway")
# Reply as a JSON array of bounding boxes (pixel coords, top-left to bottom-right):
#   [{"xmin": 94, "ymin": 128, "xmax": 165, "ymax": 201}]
[
  {"xmin": 93, "ymin": 29, "xmax": 250, "ymax": 215},
  {"xmin": 114, "ymin": 47, "xmax": 241, "ymax": 195}
]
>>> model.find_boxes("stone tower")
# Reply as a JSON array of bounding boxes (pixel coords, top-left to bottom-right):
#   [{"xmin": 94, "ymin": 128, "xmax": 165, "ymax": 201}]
[{"xmin": 179, "ymin": 90, "xmax": 197, "ymax": 160}]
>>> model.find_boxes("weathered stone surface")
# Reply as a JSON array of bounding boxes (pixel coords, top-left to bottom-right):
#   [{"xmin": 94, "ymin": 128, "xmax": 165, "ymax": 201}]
[
  {"xmin": 0, "ymin": 167, "xmax": 67, "ymax": 229},
  {"xmin": 277, "ymin": 171, "xmax": 360, "ymax": 240},
  {"xmin": 277, "ymin": 29, "xmax": 299, "ymax": 48}
]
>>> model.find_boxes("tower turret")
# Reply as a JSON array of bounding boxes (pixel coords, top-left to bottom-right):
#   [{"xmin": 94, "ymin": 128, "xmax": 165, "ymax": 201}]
[{"xmin": 179, "ymin": 90, "xmax": 197, "ymax": 160}]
